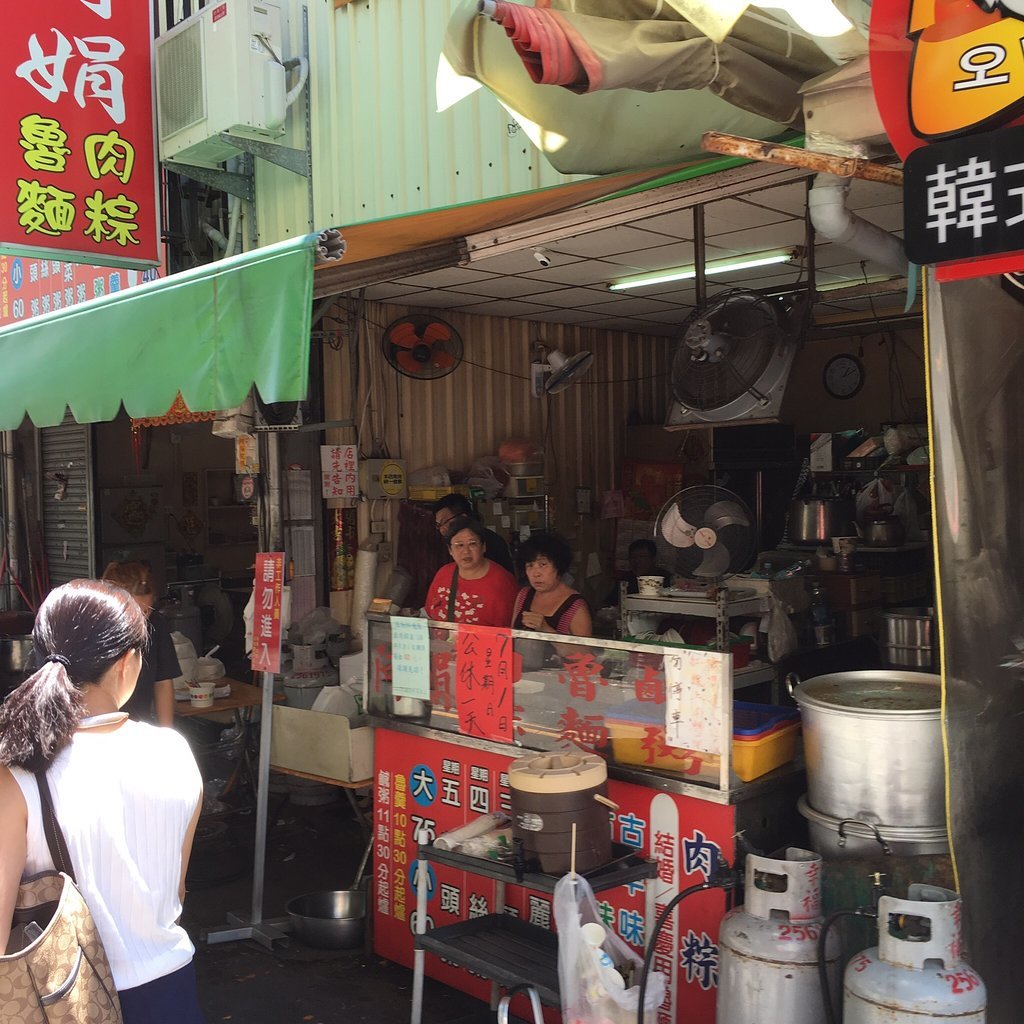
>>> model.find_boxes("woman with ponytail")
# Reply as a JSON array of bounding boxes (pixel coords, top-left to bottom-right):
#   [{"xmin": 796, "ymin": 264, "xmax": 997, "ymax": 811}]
[{"xmin": 0, "ymin": 580, "xmax": 205, "ymax": 1023}]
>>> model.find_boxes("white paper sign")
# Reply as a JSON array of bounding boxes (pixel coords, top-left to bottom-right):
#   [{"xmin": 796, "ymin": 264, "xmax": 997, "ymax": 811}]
[
  {"xmin": 664, "ymin": 648, "xmax": 729, "ymax": 753},
  {"xmin": 390, "ymin": 616, "xmax": 431, "ymax": 700},
  {"xmin": 320, "ymin": 444, "xmax": 359, "ymax": 499}
]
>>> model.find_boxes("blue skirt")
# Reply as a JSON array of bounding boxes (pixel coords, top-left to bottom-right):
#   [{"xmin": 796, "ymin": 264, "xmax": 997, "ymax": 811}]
[{"xmin": 118, "ymin": 961, "xmax": 205, "ymax": 1024}]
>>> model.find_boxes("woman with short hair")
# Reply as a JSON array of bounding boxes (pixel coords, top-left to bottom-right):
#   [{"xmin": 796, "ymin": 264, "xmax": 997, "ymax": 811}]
[
  {"xmin": 424, "ymin": 516, "xmax": 519, "ymax": 627},
  {"xmin": 0, "ymin": 579, "xmax": 205, "ymax": 1023},
  {"xmin": 513, "ymin": 532, "xmax": 592, "ymax": 637}
]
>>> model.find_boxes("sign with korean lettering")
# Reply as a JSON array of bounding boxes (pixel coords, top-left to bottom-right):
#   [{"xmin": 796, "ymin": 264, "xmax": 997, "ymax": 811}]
[
  {"xmin": 251, "ymin": 552, "xmax": 285, "ymax": 674},
  {"xmin": 321, "ymin": 444, "xmax": 358, "ymax": 500},
  {"xmin": 390, "ymin": 616, "xmax": 431, "ymax": 700},
  {"xmin": 455, "ymin": 625, "xmax": 513, "ymax": 743},
  {"xmin": 3, "ymin": 1, "xmax": 159, "ymax": 268},
  {"xmin": 904, "ymin": 123, "xmax": 1024, "ymax": 265},
  {"xmin": 372, "ymin": 727, "xmax": 734, "ymax": 1024},
  {"xmin": 870, "ymin": 0, "xmax": 1024, "ymax": 278}
]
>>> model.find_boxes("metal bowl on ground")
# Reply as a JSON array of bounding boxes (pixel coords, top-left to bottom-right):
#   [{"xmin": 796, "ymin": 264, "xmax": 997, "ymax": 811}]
[{"xmin": 286, "ymin": 890, "xmax": 366, "ymax": 949}]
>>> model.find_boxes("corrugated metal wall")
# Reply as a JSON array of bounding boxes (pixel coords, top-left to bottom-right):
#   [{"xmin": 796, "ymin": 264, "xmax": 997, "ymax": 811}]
[
  {"xmin": 322, "ymin": 298, "xmax": 672, "ymax": 574},
  {"xmin": 39, "ymin": 413, "xmax": 95, "ymax": 588},
  {"xmin": 254, "ymin": 0, "xmax": 582, "ymax": 242}
]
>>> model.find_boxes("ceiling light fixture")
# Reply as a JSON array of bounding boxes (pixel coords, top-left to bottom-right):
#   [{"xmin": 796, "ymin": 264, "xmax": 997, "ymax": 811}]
[{"xmin": 608, "ymin": 248, "xmax": 800, "ymax": 292}]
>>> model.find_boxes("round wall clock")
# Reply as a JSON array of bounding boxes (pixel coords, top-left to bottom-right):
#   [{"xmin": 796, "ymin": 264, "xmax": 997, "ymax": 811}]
[{"xmin": 823, "ymin": 354, "xmax": 864, "ymax": 400}]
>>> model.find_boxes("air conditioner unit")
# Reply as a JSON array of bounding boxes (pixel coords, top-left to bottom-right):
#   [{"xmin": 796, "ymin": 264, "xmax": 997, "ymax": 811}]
[
  {"xmin": 156, "ymin": 1, "xmax": 288, "ymax": 169},
  {"xmin": 251, "ymin": 397, "xmax": 306, "ymax": 431}
]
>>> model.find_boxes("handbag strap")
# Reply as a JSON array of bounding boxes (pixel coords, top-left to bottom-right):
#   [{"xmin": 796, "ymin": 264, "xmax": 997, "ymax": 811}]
[
  {"xmin": 34, "ymin": 773, "xmax": 76, "ymax": 883},
  {"xmin": 446, "ymin": 566, "xmax": 459, "ymax": 621}
]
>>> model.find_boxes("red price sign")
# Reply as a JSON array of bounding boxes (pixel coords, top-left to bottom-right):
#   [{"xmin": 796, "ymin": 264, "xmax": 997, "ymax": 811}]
[
  {"xmin": 3, "ymin": 1, "xmax": 159, "ymax": 267},
  {"xmin": 455, "ymin": 625, "xmax": 512, "ymax": 743},
  {"xmin": 252, "ymin": 552, "xmax": 285, "ymax": 674}
]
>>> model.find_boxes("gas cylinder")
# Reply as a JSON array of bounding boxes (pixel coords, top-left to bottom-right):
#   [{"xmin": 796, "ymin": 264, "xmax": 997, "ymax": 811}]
[
  {"xmin": 844, "ymin": 884, "xmax": 986, "ymax": 1023},
  {"xmin": 717, "ymin": 847, "xmax": 840, "ymax": 1024}
]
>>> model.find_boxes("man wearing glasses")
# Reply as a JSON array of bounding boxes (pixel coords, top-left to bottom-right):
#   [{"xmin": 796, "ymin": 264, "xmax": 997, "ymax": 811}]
[{"xmin": 432, "ymin": 494, "xmax": 515, "ymax": 575}]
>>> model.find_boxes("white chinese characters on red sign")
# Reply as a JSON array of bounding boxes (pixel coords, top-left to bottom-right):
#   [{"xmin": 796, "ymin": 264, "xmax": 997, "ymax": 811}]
[
  {"xmin": 320, "ymin": 444, "xmax": 358, "ymax": 499},
  {"xmin": 251, "ymin": 552, "xmax": 284, "ymax": 674}
]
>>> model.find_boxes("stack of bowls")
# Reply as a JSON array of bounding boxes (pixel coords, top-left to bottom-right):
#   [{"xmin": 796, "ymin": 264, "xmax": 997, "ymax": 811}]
[{"xmin": 789, "ymin": 670, "xmax": 949, "ymax": 858}]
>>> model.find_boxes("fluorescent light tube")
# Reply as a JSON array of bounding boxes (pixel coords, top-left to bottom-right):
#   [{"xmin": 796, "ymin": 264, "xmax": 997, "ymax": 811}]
[{"xmin": 608, "ymin": 249, "xmax": 798, "ymax": 291}]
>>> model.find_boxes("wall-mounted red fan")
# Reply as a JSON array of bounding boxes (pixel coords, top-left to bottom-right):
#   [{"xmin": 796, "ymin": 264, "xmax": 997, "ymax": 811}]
[{"xmin": 381, "ymin": 315, "xmax": 464, "ymax": 380}]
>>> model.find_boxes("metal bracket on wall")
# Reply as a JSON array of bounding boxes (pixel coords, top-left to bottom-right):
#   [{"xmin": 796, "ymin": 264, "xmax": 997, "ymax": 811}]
[
  {"xmin": 217, "ymin": 133, "xmax": 310, "ymax": 177},
  {"xmin": 164, "ymin": 162, "xmax": 254, "ymax": 203}
]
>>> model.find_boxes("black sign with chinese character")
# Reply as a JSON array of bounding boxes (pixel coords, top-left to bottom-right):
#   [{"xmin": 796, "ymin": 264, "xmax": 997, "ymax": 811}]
[{"xmin": 904, "ymin": 124, "xmax": 1024, "ymax": 267}]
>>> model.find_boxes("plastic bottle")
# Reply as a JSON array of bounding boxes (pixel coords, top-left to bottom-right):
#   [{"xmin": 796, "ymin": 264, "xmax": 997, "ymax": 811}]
[{"xmin": 809, "ymin": 580, "xmax": 834, "ymax": 646}]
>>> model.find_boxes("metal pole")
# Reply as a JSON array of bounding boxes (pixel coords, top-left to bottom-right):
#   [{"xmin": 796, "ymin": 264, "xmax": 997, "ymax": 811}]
[
  {"xmin": 410, "ymin": 830, "xmax": 428, "ymax": 1024},
  {"xmin": 249, "ymin": 669, "xmax": 276, "ymax": 926},
  {"xmin": 694, "ymin": 205, "xmax": 706, "ymax": 309}
]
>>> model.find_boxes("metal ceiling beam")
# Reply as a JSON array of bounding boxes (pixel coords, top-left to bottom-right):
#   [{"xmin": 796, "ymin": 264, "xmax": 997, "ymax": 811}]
[
  {"xmin": 701, "ymin": 132, "xmax": 904, "ymax": 186},
  {"xmin": 463, "ymin": 161, "xmax": 811, "ymax": 261},
  {"xmin": 312, "ymin": 241, "xmax": 467, "ymax": 298}
]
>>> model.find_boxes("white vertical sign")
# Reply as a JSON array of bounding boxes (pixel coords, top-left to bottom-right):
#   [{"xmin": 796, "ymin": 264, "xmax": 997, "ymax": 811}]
[
  {"xmin": 664, "ymin": 648, "xmax": 730, "ymax": 753},
  {"xmin": 321, "ymin": 444, "xmax": 358, "ymax": 499}
]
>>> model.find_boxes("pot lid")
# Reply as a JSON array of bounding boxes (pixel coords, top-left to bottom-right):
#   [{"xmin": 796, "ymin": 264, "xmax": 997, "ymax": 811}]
[{"xmin": 793, "ymin": 670, "xmax": 940, "ymax": 715}]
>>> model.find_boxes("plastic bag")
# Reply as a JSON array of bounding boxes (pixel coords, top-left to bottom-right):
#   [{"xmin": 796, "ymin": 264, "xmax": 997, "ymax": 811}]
[
  {"xmin": 766, "ymin": 592, "xmax": 798, "ymax": 664},
  {"xmin": 466, "ymin": 455, "xmax": 510, "ymax": 499},
  {"xmin": 498, "ymin": 438, "xmax": 542, "ymax": 464},
  {"xmin": 554, "ymin": 873, "xmax": 665, "ymax": 1024}
]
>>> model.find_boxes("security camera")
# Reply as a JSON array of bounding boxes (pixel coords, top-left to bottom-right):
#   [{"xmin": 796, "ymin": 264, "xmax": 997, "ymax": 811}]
[{"xmin": 533, "ymin": 248, "xmax": 551, "ymax": 268}]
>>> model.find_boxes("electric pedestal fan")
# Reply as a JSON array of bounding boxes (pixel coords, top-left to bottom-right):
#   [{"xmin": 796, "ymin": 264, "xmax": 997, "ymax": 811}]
[{"xmin": 654, "ymin": 485, "xmax": 757, "ymax": 581}]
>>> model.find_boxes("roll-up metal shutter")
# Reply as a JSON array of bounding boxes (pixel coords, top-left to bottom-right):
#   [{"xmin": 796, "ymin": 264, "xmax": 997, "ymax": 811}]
[{"xmin": 39, "ymin": 412, "xmax": 95, "ymax": 588}]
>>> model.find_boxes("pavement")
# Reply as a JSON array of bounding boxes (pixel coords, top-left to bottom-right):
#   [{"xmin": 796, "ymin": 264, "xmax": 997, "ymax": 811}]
[{"xmin": 181, "ymin": 786, "xmax": 496, "ymax": 1024}]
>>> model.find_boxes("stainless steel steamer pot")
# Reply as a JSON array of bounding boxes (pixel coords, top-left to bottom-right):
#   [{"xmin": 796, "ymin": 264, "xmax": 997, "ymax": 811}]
[
  {"xmin": 787, "ymin": 670, "xmax": 943, "ymax": 826},
  {"xmin": 798, "ymin": 797, "xmax": 949, "ymax": 859}
]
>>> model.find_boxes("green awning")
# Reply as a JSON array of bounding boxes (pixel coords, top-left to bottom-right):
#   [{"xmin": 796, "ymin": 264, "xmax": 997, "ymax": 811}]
[{"xmin": 0, "ymin": 233, "xmax": 316, "ymax": 429}]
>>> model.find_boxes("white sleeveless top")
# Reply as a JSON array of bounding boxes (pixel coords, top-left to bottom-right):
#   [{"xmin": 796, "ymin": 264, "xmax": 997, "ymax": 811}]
[{"xmin": 12, "ymin": 719, "xmax": 202, "ymax": 991}]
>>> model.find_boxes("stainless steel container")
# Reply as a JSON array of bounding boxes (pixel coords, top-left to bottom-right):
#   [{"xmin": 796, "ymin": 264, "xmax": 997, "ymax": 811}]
[
  {"xmin": 788, "ymin": 497, "xmax": 857, "ymax": 546},
  {"xmin": 798, "ymin": 797, "xmax": 949, "ymax": 859},
  {"xmin": 788, "ymin": 670, "xmax": 943, "ymax": 826},
  {"xmin": 286, "ymin": 889, "xmax": 366, "ymax": 948},
  {"xmin": 881, "ymin": 607, "xmax": 936, "ymax": 670}
]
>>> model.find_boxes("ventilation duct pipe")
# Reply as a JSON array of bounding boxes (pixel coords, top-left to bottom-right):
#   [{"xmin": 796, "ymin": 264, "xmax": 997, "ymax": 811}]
[{"xmin": 808, "ymin": 172, "xmax": 908, "ymax": 277}]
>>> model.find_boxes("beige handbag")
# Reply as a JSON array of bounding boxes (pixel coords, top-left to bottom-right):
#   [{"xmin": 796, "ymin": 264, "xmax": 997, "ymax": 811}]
[{"xmin": 1, "ymin": 775, "xmax": 122, "ymax": 1023}]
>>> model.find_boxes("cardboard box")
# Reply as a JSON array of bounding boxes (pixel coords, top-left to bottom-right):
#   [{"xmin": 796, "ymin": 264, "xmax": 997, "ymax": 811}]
[
  {"xmin": 810, "ymin": 433, "xmax": 833, "ymax": 472},
  {"xmin": 270, "ymin": 706, "xmax": 374, "ymax": 783},
  {"xmin": 819, "ymin": 571, "xmax": 882, "ymax": 610}
]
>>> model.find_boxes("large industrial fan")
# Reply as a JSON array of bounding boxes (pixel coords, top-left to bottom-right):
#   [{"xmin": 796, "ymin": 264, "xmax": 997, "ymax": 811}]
[
  {"xmin": 654, "ymin": 485, "xmax": 757, "ymax": 580},
  {"xmin": 665, "ymin": 289, "xmax": 805, "ymax": 427},
  {"xmin": 382, "ymin": 314, "xmax": 464, "ymax": 380}
]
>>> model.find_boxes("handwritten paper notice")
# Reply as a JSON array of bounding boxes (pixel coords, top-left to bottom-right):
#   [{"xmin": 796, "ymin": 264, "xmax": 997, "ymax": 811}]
[
  {"xmin": 665, "ymin": 648, "xmax": 729, "ymax": 753},
  {"xmin": 390, "ymin": 616, "xmax": 430, "ymax": 700},
  {"xmin": 455, "ymin": 624, "xmax": 513, "ymax": 742}
]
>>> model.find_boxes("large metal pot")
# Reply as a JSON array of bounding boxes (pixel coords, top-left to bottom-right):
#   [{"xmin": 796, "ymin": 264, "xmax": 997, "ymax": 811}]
[
  {"xmin": 860, "ymin": 513, "xmax": 906, "ymax": 547},
  {"xmin": 798, "ymin": 797, "xmax": 949, "ymax": 859},
  {"xmin": 787, "ymin": 670, "xmax": 942, "ymax": 826},
  {"xmin": 882, "ymin": 607, "xmax": 936, "ymax": 670},
  {"xmin": 788, "ymin": 497, "xmax": 856, "ymax": 546}
]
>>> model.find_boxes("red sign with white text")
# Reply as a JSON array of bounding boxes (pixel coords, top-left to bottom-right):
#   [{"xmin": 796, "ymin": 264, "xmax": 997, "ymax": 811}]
[
  {"xmin": 3, "ymin": 0, "xmax": 159, "ymax": 268},
  {"xmin": 372, "ymin": 728, "xmax": 734, "ymax": 1024},
  {"xmin": 455, "ymin": 625, "xmax": 513, "ymax": 743},
  {"xmin": 251, "ymin": 553, "xmax": 284, "ymax": 674}
]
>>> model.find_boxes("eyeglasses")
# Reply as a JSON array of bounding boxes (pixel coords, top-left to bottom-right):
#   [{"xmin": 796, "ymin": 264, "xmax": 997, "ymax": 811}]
[
  {"xmin": 435, "ymin": 514, "xmax": 457, "ymax": 533},
  {"xmin": 451, "ymin": 540, "xmax": 482, "ymax": 552}
]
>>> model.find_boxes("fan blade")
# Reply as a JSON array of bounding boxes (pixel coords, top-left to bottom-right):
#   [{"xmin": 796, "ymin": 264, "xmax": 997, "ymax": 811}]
[
  {"xmin": 389, "ymin": 323, "xmax": 421, "ymax": 349},
  {"xmin": 705, "ymin": 500, "xmax": 751, "ymax": 531},
  {"xmin": 422, "ymin": 321, "xmax": 452, "ymax": 345},
  {"xmin": 660, "ymin": 503, "xmax": 697, "ymax": 549},
  {"xmin": 693, "ymin": 543, "xmax": 731, "ymax": 578},
  {"xmin": 430, "ymin": 348, "xmax": 456, "ymax": 369},
  {"xmin": 396, "ymin": 351, "xmax": 429, "ymax": 375}
]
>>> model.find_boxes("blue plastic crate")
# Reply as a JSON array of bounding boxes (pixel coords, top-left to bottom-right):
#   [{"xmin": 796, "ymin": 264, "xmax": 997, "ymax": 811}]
[{"xmin": 733, "ymin": 701, "xmax": 800, "ymax": 739}]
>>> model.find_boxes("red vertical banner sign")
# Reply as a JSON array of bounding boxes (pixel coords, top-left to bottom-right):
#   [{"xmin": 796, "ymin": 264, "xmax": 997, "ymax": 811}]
[
  {"xmin": 455, "ymin": 625, "xmax": 513, "ymax": 743},
  {"xmin": 252, "ymin": 553, "xmax": 285, "ymax": 674},
  {"xmin": 3, "ymin": 0, "xmax": 159, "ymax": 267}
]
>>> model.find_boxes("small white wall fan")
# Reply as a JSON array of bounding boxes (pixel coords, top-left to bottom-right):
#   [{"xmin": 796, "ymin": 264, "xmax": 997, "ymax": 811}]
[
  {"xmin": 665, "ymin": 288, "xmax": 806, "ymax": 427},
  {"xmin": 655, "ymin": 485, "xmax": 756, "ymax": 581},
  {"xmin": 530, "ymin": 345, "xmax": 594, "ymax": 397}
]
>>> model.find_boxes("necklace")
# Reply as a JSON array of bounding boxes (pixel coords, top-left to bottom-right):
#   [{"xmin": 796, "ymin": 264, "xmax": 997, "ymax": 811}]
[{"xmin": 78, "ymin": 712, "xmax": 129, "ymax": 731}]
